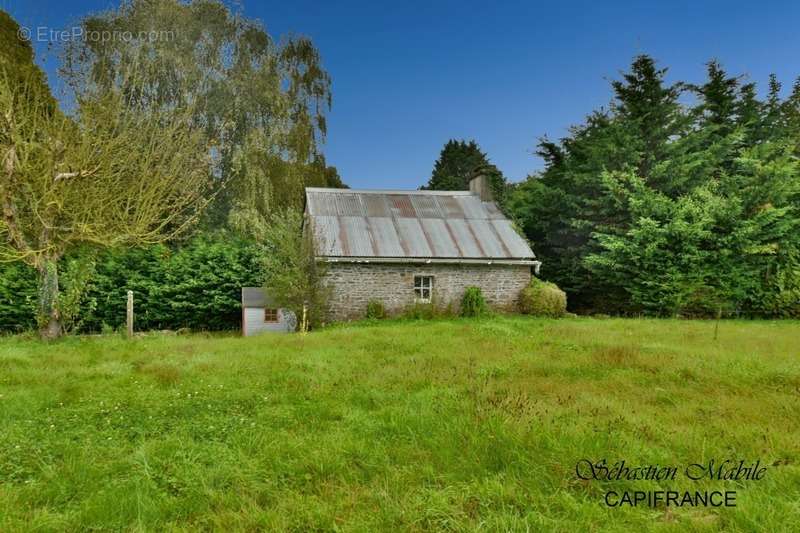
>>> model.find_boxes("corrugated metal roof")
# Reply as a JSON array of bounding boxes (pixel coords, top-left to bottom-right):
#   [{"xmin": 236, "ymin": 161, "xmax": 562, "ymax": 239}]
[
  {"xmin": 305, "ymin": 188, "xmax": 535, "ymax": 261},
  {"xmin": 371, "ymin": 217, "xmax": 405, "ymax": 256},
  {"xmin": 410, "ymin": 195, "xmax": 443, "ymax": 218},
  {"xmin": 468, "ymin": 218, "xmax": 507, "ymax": 257},
  {"xmin": 333, "ymin": 194, "xmax": 363, "ymax": 216},
  {"xmin": 341, "ymin": 216, "xmax": 375, "ymax": 256},
  {"xmin": 395, "ymin": 218, "xmax": 433, "ymax": 257},
  {"xmin": 491, "ymin": 219, "xmax": 535, "ymax": 258},
  {"xmin": 312, "ymin": 215, "xmax": 341, "ymax": 256},
  {"xmin": 446, "ymin": 219, "xmax": 483, "ymax": 257},
  {"xmin": 456, "ymin": 195, "xmax": 488, "ymax": 220},
  {"xmin": 387, "ymin": 194, "xmax": 416, "ymax": 218},
  {"xmin": 436, "ymin": 195, "xmax": 465, "ymax": 218},
  {"xmin": 362, "ymin": 194, "xmax": 390, "ymax": 217},
  {"xmin": 420, "ymin": 218, "xmax": 460, "ymax": 257}
]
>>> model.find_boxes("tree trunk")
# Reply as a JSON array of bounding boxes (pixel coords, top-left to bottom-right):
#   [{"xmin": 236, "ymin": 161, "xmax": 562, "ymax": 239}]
[{"xmin": 37, "ymin": 258, "xmax": 62, "ymax": 340}]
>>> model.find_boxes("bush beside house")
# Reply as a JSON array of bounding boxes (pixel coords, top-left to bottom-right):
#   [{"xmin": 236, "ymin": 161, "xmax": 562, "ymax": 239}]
[
  {"xmin": 460, "ymin": 287, "xmax": 488, "ymax": 317},
  {"xmin": 519, "ymin": 278, "xmax": 567, "ymax": 317}
]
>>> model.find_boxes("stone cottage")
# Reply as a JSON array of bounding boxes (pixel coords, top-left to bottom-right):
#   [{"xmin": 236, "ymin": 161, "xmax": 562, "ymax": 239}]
[{"xmin": 304, "ymin": 176, "xmax": 539, "ymax": 320}]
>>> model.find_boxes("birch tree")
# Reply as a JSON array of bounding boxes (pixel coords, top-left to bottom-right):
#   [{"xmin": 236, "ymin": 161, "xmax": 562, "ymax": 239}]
[
  {"xmin": 61, "ymin": 0, "xmax": 339, "ymax": 224},
  {"xmin": 1, "ymin": 19, "xmax": 212, "ymax": 338}
]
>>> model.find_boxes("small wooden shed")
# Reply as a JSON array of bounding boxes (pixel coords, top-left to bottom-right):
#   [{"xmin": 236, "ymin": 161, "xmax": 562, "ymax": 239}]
[{"xmin": 241, "ymin": 287, "xmax": 295, "ymax": 336}]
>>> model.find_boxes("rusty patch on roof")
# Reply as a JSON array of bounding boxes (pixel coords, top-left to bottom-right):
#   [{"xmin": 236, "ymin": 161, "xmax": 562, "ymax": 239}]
[
  {"xmin": 410, "ymin": 195, "xmax": 443, "ymax": 218},
  {"xmin": 387, "ymin": 195, "xmax": 416, "ymax": 218},
  {"xmin": 337, "ymin": 217, "xmax": 350, "ymax": 255},
  {"xmin": 436, "ymin": 196, "xmax": 464, "ymax": 218}
]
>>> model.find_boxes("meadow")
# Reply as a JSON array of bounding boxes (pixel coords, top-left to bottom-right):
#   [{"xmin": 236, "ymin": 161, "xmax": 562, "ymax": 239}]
[{"xmin": 1, "ymin": 317, "xmax": 799, "ymax": 532}]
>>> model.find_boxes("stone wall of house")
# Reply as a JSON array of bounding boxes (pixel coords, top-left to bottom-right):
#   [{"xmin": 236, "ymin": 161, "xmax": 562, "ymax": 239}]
[{"xmin": 323, "ymin": 262, "xmax": 531, "ymax": 320}]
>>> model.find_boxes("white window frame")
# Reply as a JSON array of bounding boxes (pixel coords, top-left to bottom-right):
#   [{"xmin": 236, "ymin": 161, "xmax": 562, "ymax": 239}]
[{"xmin": 414, "ymin": 275, "xmax": 433, "ymax": 303}]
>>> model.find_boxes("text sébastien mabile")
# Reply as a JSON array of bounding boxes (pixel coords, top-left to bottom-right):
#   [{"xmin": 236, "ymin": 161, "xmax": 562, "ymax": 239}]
[{"xmin": 575, "ymin": 458, "xmax": 767, "ymax": 508}]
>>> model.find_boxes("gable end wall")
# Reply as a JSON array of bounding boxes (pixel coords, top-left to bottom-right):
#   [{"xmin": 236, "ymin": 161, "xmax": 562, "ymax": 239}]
[{"xmin": 324, "ymin": 262, "xmax": 531, "ymax": 320}]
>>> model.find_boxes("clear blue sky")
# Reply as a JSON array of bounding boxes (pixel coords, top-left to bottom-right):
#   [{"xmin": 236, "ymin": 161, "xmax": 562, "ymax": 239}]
[{"xmin": 3, "ymin": 0, "xmax": 800, "ymax": 189}]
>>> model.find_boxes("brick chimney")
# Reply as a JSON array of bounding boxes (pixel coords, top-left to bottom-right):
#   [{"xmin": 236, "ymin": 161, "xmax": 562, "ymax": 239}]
[{"xmin": 469, "ymin": 174, "xmax": 493, "ymax": 202}]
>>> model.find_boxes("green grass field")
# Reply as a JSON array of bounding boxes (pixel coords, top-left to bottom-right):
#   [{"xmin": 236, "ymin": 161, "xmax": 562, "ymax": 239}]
[{"xmin": 1, "ymin": 317, "xmax": 799, "ymax": 532}]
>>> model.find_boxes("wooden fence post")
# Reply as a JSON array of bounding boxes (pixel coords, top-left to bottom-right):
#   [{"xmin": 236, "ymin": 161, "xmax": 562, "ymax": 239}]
[{"xmin": 126, "ymin": 290, "xmax": 134, "ymax": 338}]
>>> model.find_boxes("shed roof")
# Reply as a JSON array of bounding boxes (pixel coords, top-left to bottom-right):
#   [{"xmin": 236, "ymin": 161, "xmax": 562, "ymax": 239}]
[
  {"xmin": 305, "ymin": 188, "xmax": 535, "ymax": 263},
  {"xmin": 241, "ymin": 287, "xmax": 277, "ymax": 308}
]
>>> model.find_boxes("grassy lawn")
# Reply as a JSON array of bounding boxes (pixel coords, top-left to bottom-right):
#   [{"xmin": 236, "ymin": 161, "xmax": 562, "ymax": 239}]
[{"xmin": 1, "ymin": 317, "xmax": 799, "ymax": 531}]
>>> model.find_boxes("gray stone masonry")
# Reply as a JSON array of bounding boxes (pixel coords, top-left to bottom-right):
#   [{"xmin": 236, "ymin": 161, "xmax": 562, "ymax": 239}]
[{"xmin": 323, "ymin": 262, "xmax": 531, "ymax": 320}]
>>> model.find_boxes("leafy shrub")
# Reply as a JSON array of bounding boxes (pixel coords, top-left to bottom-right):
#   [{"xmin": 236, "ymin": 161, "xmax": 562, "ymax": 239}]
[
  {"xmin": 0, "ymin": 254, "xmax": 98, "ymax": 334},
  {"xmin": 460, "ymin": 286, "xmax": 488, "ymax": 317},
  {"xmin": 366, "ymin": 300, "xmax": 386, "ymax": 319},
  {"xmin": 58, "ymin": 255, "xmax": 97, "ymax": 333},
  {"xmin": 0, "ymin": 233, "xmax": 266, "ymax": 334},
  {"xmin": 0, "ymin": 262, "xmax": 37, "ymax": 333},
  {"xmin": 258, "ymin": 210, "xmax": 329, "ymax": 331},
  {"xmin": 519, "ymin": 278, "xmax": 567, "ymax": 317},
  {"xmin": 81, "ymin": 234, "xmax": 265, "ymax": 332}
]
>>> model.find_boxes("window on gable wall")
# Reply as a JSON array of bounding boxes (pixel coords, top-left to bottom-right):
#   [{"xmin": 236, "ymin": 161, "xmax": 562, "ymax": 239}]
[
  {"xmin": 414, "ymin": 276, "xmax": 433, "ymax": 303},
  {"xmin": 264, "ymin": 308, "xmax": 278, "ymax": 323}
]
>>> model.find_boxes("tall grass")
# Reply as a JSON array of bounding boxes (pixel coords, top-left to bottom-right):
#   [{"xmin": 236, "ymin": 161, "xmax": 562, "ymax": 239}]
[{"xmin": 1, "ymin": 317, "xmax": 798, "ymax": 531}]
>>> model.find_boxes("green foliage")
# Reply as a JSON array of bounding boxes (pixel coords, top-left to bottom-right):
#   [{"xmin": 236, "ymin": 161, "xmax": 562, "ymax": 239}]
[
  {"xmin": 155, "ymin": 236, "xmax": 265, "ymax": 331},
  {"xmin": 81, "ymin": 235, "xmax": 265, "ymax": 332},
  {"xmin": 2, "ymin": 10, "xmax": 212, "ymax": 338},
  {"xmin": 257, "ymin": 210, "xmax": 329, "ymax": 330},
  {"xmin": 460, "ymin": 286, "xmax": 488, "ymax": 317},
  {"xmin": 61, "ymin": 0, "xmax": 343, "ymax": 226},
  {"xmin": 0, "ymin": 234, "xmax": 265, "ymax": 333},
  {"xmin": 519, "ymin": 278, "xmax": 567, "ymax": 317},
  {"xmin": 365, "ymin": 300, "xmax": 386, "ymax": 320},
  {"xmin": 1, "ymin": 318, "xmax": 799, "ymax": 530},
  {"xmin": 0, "ymin": 11, "xmax": 55, "ymax": 112},
  {"xmin": 509, "ymin": 55, "xmax": 800, "ymax": 317},
  {"xmin": 57, "ymin": 255, "xmax": 97, "ymax": 333},
  {"xmin": 424, "ymin": 139, "xmax": 508, "ymax": 207},
  {"xmin": 0, "ymin": 262, "xmax": 36, "ymax": 333},
  {"xmin": 402, "ymin": 298, "xmax": 455, "ymax": 320}
]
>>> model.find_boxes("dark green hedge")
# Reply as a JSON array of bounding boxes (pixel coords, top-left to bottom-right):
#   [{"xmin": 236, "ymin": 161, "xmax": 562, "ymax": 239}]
[
  {"xmin": 0, "ymin": 262, "xmax": 38, "ymax": 333},
  {"xmin": 0, "ymin": 234, "xmax": 265, "ymax": 334}
]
